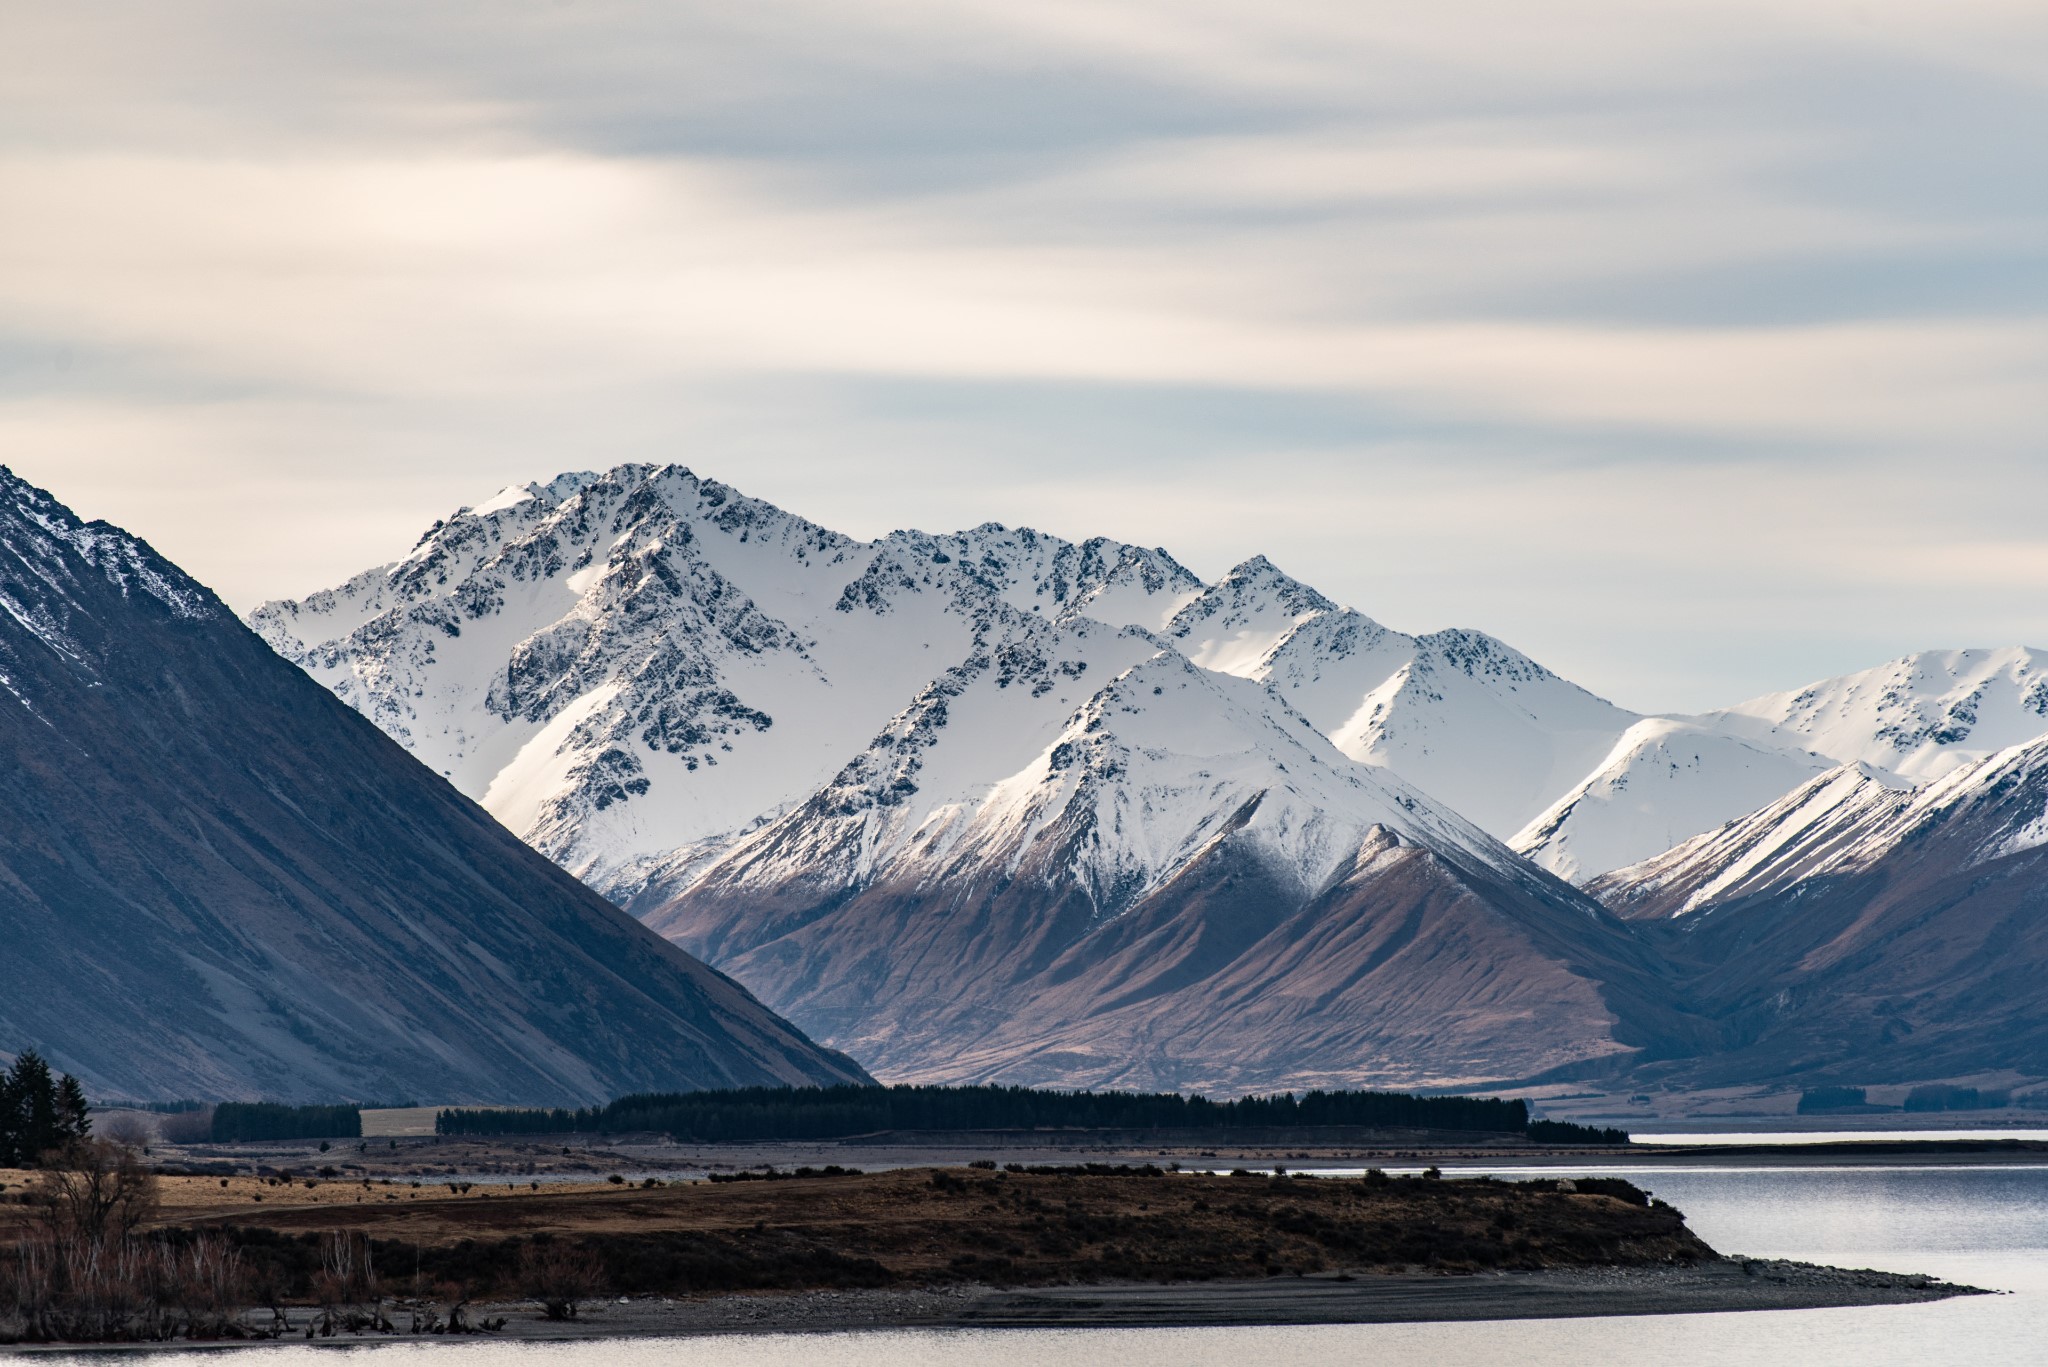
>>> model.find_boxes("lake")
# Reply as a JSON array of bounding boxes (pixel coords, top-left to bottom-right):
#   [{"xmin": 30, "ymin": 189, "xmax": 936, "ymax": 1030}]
[{"xmin": 33, "ymin": 1160, "xmax": 2045, "ymax": 1366}]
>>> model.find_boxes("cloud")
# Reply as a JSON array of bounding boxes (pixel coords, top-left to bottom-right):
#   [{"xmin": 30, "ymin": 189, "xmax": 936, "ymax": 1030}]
[{"xmin": 0, "ymin": 0, "xmax": 2043, "ymax": 710}]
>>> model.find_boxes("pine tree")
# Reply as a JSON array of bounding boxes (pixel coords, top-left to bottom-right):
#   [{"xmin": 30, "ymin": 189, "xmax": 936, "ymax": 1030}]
[
  {"xmin": 0, "ymin": 1061, "xmax": 18, "ymax": 1167},
  {"xmin": 4, "ymin": 1051, "xmax": 64, "ymax": 1165},
  {"xmin": 55, "ymin": 1073, "xmax": 91, "ymax": 1145}
]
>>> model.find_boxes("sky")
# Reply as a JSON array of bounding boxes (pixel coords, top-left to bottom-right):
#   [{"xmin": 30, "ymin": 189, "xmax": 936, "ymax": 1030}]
[{"xmin": 2, "ymin": 1, "xmax": 2043, "ymax": 713}]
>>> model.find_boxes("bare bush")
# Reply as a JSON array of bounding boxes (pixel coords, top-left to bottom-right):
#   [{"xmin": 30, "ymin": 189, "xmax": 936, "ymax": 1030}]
[
  {"xmin": 314, "ymin": 1231, "xmax": 376, "ymax": 1305},
  {"xmin": 1, "ymin": 1231, "xmax": 257, "ymax": 1344},
  {"xmin": 155, "ymin": 1108, "xmax": 214, "ymax": 1145},
  {"xmin": 93, "ymin": 1113, "xmax": 159, "ymax": 1149},
  {"xmin": 518, "ymin": 1238, "xmax": 603, "ymax": 1320},
  {"xmin": 163, "ymin": 1236, "xmax": 245, "ymax": 1338},
  {"xmin": 29, "ymin": 1140, "xmax": 159, "ymax": 1248},
  {"xmin": 309, "ymin": 1231, "xmax": 390, "ymax": 1337},
  {"xmin": 0, "ymin": 1141, "xmax": 262, "ymax": 1344},
  {"xmin": 4, "ymin": 1229, "xmax": 164, "ymax": 1342}
]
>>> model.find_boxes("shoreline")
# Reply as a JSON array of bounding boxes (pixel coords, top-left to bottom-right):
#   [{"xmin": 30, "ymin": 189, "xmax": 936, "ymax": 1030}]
[
  {"xmin": 0, "ymin": 1261, "xmax": 1990, "ymax": 1350},
  {"xmin": 495, "ymin": 1260, "xmax": 1992, "ymax": 1337},
  {"xmin": 124, "ymin": 1131, "xmax": 2048, "ymax": 1192}
]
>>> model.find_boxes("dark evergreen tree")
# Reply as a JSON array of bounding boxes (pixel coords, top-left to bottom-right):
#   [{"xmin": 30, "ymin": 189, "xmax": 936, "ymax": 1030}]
[
  {"xmin": 0, "ymin": 1062, "xmax": 17, "ymax": 1166},
  {"xmin": 55, "ymin": 1072, "xmax": 92, "ymax": 1145},
  {"xmin": 1, "ymin": 1050, "xmax": 66, "ymax": 1164},
  {"xmin": 209, "ymin": 1102, "xmax": 362, "ymax": 1142}
]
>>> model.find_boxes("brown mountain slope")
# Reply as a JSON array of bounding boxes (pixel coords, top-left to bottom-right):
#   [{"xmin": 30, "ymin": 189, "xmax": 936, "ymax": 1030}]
[
  {"xmin": 648, "ymin": 822, "xmax": 1703, "ymax": 1094},
  {"xmin": 1593, "ymin": 744, "xmax": 2048, "ymax": 1088}
]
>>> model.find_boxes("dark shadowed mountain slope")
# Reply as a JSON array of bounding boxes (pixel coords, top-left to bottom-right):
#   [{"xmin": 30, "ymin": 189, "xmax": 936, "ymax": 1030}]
[
  {"xmin": 0, "ymin": 468, "xmax": 867, "ymax": 1104},
  {"xmin": 1591, "ymin": 744, "xmax": 2048, "ymax": 1087}
]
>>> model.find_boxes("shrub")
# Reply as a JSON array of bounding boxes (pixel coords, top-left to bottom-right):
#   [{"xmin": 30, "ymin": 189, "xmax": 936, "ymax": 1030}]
[
  {"xmin": 518, "ymin": 1239, "xmax": 603, "ymax": 1320},
  {"xmin": 1797, "ymin": 1086, "xmax": 1868, "ymax": 1114},
  {"xmin": 1526, "ymin": 1120, "xmax": 1629, "ymax": 1145}
]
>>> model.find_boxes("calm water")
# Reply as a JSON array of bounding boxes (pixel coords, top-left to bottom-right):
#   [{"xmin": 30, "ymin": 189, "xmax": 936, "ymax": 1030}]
[
  {"xmin": 1633, "ymin": 1129, "xmax": 2048, "ymax": 1145},
  {"xmin": 36, "ymin": 1163, "xmax": 2046, "ymax": 1366}
]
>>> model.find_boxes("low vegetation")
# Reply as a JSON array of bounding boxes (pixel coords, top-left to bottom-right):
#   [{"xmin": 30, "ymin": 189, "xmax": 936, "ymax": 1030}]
[
  {"xmin": 0, "ymin": 1143, "xmax": 506, "ymax": 1343},
  {"xmin": 149, "ymin": 1165, "xmax": 1709, "ymax": 1316},
  {"xmin": 1799, "ymin": 1084, "xmax": 2014, "ymax": 1114},
  {"xmin": 0, "ymin": 1136, "xmax": 206, "ymax": 1342}
]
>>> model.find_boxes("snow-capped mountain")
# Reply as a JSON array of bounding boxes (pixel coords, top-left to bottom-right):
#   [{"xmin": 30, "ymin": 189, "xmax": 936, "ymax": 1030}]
[
  {"xmin": 1589, "ymin": 737, "xmax": 2048, "ymax": 1088},
  {"xmin": 252, "ymin": 462, "xmax": 2048, "ymax": 1093},
  {"xmin": 256, "ymin": 463, "xmax": 1702, "ymax": 1089},
  {"xmin": 252, "ymin": 466, "xmax": 1208, "ymax": 895},
  {"xmin": 1510, "ymin": 648, "xmax": 2048, "ymax": 882},
  {"xmin": 252, "ymin": 465, "xmax": 1652, "ymax": 893},
  {"xmin": 0, "ymin": 466, "xmax": 865, "ymax": 1103},
  {"xmin": 664, "ymin": 633, "xmax": 1529, "ymax": 925},
  {"xmin": 645, "ymin": 645, "xmax": 1695, "ymax": 1091},
  {"xmin": 1509, "ymin": 721, "xmax": 1839, "ymax": 884},
  {"xmin": 1591, "ymin": 734, "xmax": 2048, "ymax": 923},
  {"xmin": 1700, "ymin": 647, "xmax": 2048, "ymax": 780},
  {"xmin": 1165, "ymin": 557, "xmax": 1643, "ymax": 840},
  {"xmin": 1586, "ymin": 762, "xmax": 1921, "ymax": 919}
]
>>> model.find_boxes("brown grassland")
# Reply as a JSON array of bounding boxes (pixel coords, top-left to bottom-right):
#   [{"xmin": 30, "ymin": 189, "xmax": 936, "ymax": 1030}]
[{"xmin": 6, "ymin": 1163, "xmax": 1711, "ymax": 1304}]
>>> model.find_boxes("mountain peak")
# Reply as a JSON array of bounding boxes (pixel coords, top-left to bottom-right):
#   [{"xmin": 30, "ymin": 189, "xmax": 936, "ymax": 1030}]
[
  {"xmin": 1, "ymin": 471, "xmax": 866, "ymax": 1103},
  {"xmin": 1217, "ymin": 554, "xmax": 1336, "ymax": 609},
  {"xmin": 0, "ymin": 466, "xmax": 223, "ymax": 646},
  {"xmin": 259, "ymin": 465, "xmax": 1662, "ymax": 888},
  {"xmin": 1701, "ymin": 644, "xmax": 2048, "ymax": 780}
]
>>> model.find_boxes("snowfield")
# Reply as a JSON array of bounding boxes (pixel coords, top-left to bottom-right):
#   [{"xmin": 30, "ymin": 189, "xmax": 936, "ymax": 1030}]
[{"xmin": 254, "ymin": 464, "xmax": 2048, "ymax": 904}]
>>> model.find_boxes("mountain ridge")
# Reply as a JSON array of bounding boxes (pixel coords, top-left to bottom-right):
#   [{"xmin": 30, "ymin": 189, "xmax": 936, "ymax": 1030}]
[
  {"xmin": 251, "ymin": 463, "xmax": 2048, "ymax": 1094},
  {"xmin": 1592, "ymin": 737, "xmax": 2048, "ymax": 1088},
  {"xmin": 0, "ymin": 466, "xmax": 867, "ymax": 1104}
]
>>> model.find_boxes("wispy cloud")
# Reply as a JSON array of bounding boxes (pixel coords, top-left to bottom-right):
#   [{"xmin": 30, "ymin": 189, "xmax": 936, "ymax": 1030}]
[{"xmin": 2, "ymin": 0, "xmax": 2042, "ymax": 709}]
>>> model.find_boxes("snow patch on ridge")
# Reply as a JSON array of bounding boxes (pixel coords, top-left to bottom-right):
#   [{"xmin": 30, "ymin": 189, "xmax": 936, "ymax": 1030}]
[
  {"xmin": 481, "ymin": 682, "xmax": 623, "ymax": 837},
  {"xmin": 1702, "ymin": 646, "xmax": 2048, "ymax": 780},
  {"xmin": 684, "ymin": 639, "xmax": 1526, "ymax": 926},
  {"xmin": 471, "ymin": 483, "xmax": 540, "ymax": 517},
  {"xmin": 1511, "ymin": 720, "xmax": 1837, "ymax": 883}
]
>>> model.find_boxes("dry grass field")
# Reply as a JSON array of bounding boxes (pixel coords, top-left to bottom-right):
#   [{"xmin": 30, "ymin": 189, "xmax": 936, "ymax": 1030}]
[{"xmin": 0, "ymin": 1164, "xmax": 1714, "ymax": 1300}]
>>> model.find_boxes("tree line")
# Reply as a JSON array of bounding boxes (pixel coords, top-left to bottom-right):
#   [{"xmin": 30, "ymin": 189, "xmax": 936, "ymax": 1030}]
[
  {"xmin": 0, "ymin": 1050, "xmax": 91, "ymax": 1166},
  {"xmin": 1799, "ymin": 1084, "xmax": 2013, "ymax": 1114},
  {"xmin": 1526, "ymin": 1118, "xmax": 1629, "ymax": 1145},
  {"xmin": 436, "ymin": 1083, "xmax": 1575, "ymax": 1142},
  {"xmin": 208, "ymin": 1103, "xmax": 362, "ymax": 1142}
]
